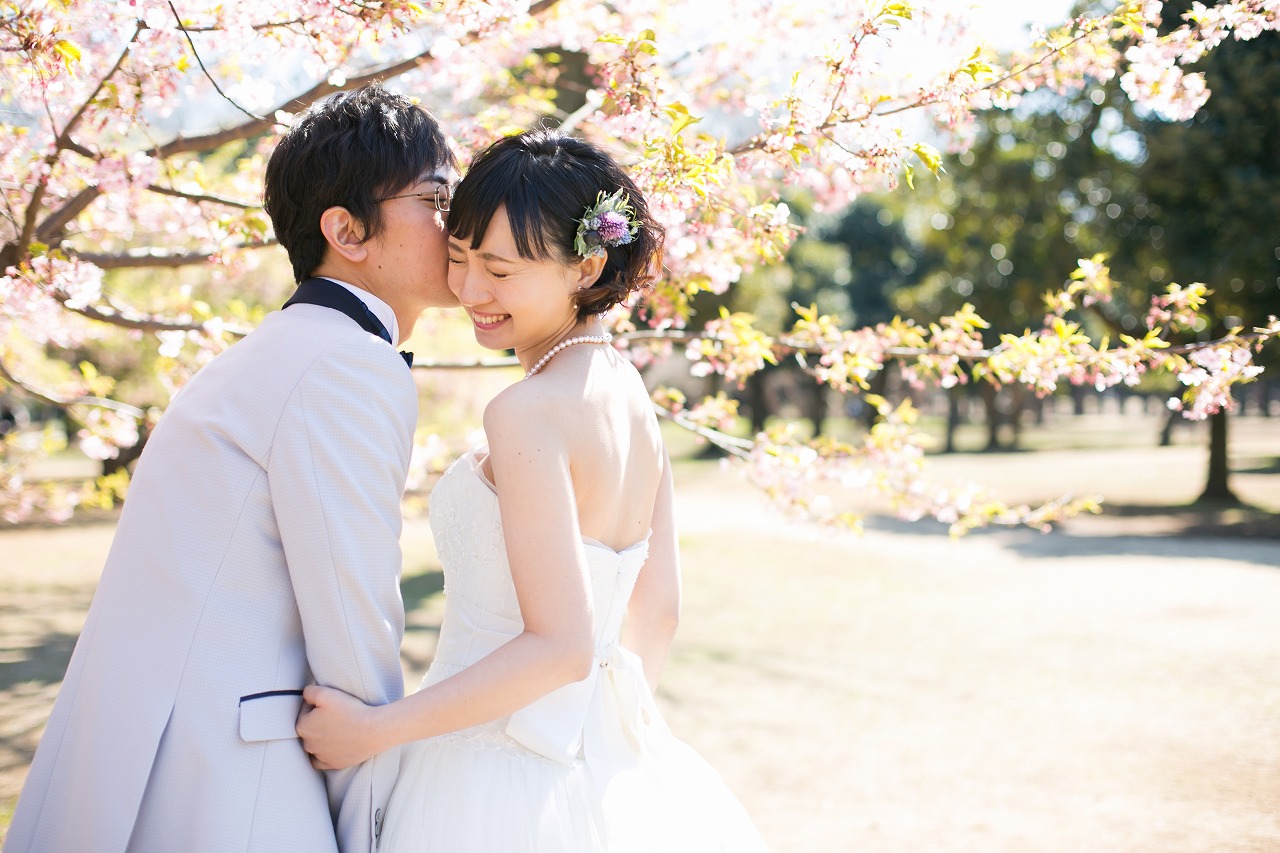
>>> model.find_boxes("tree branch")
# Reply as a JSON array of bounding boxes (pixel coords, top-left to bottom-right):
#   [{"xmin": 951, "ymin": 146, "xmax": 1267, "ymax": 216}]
[
  {"xmin": 167, "ymin": 1, "xmax": 264, "ymax": 122},
  {"xmin": 727, "ymin": 14, "xmax": 1114, "ymax": 157},
  {"xmin": 145, "ymin": 0, "xmax": 565, "ymax": 161},
  {"xmin": 19, "ymin": 23, "xmax": 143, "ymax": 253},
  {"xmin": 144, "ymin": 184, "xmax": 256, "ymax": 209},
  {"xmin": 873, "ymin": 29, "xmax": 1101, "ymax": 120},
  {"xmin": 64, "ymin": 138, "xmax": 97, "ymax": 160},
  {"xmin": 65, "ymin": 242, "xmax": 276, "ymax": 269},
  {"xmin": 25, "ymin": 0, "xmax": 567, "ymax": 249},
  {"xmin": 34, "ymin": 187, "xmax": 102, "ymax": 243},
  {"xmin": 0, "ymin": 359, "xmax": 145, "ymax": 419},
  {"xmin": 653, "ymin": 405, "xmax": 753, "ymax": 459},
  {"xmin": 50, "ymin": 290, "xmax": 252, "ymax": 337},
  {"xmin": 180, "ymin": 16, "xmax": 305, "ymax": 33},
  {"xmin": 625, "ymin": 322, "xmax": 1280, "ymax": 369}
]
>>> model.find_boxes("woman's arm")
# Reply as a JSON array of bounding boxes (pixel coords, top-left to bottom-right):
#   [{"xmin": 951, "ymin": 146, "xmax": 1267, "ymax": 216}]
[
  {"xmin": 298, "ymin": 386, "xmax": 596, "ymax": 769},
  {"xmin": 621, "ymin": 448, "xmax": 681, "ymax": 692}
]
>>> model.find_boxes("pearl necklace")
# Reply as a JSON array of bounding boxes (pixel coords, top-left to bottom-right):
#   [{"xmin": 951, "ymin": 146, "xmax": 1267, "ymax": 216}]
[{"xmin": 524, "ymin": 333, "xmax": 614, "ymax": 378}]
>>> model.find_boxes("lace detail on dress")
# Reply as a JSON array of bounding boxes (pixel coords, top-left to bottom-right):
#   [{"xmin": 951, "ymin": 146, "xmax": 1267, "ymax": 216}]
[{"xmin": 428, "ymin": 452, "xmax": 519, "ymax": 616}]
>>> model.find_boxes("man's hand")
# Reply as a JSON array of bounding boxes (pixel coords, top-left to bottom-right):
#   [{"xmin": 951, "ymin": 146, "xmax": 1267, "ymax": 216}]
[{"xmin": 297, "ymin": 684, "xmax": 387, "ymax": 770}]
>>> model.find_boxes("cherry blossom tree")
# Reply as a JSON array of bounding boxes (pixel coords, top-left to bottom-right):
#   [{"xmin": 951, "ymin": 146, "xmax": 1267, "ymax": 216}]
[{"xmin": 2, "ymin": 0, "xmax": 1277, "ymax": 531}]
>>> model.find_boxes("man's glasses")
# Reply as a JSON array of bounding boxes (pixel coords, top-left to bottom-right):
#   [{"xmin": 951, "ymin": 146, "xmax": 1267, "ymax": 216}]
[{"xmin": 375, "ymin": 184, "xmax": 451, "ymax": 212}]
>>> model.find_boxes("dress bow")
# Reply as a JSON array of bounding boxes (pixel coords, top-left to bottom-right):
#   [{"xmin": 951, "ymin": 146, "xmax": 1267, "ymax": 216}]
[{"xmin": 505, "ymin": 641, "xmax": 662, "ymax": 783}]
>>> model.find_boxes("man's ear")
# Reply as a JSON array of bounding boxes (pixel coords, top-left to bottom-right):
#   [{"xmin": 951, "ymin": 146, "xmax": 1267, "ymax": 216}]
[
  {"xmin": 319, "ymin": 207, "xmax": 369, "ymax": 263},
  {"xmin": 572, "ymin": 253, "xmax": 607, "ymax": 291}
]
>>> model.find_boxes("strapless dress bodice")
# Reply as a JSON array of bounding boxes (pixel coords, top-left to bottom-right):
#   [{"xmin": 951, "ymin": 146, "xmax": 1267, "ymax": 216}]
[
  {"xmin": 428, "ymin": 449, "xmax": 650, "ymax": 668},
  {"xmin": 425, "ymin": 450, "xmax": 653, "ymax": 766}
]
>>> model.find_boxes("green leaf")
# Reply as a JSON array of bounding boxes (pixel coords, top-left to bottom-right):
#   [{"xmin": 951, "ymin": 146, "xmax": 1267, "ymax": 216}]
[
  {"xmin": 53, "ymin": 39, "xmax": 82, "ymax": 68},
  {"xmin": 664, "ymin": 102, "xmax": 701, "ymax": 137},
  {"xmin": 911, "ymin": 141, "xmax": 943, "ymax": 175},
  {"xmin": 880, "ymin": 1, "xmax": 913, "ymax": 21},
  {"xmin": 958, "ymin": 46, "xmax": 993, "ymax": 80}
]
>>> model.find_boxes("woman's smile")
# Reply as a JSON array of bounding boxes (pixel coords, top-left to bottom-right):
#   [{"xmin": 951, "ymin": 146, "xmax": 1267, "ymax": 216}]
[{"xmin": 470, "ymin": 311, "xmax": 511, "ymax": 329}]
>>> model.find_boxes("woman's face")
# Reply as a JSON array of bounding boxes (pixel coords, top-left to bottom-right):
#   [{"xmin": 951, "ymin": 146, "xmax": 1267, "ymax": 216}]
[{"xmin": 447, "ymin": 205, "xmax": 586, "ymax": 354}]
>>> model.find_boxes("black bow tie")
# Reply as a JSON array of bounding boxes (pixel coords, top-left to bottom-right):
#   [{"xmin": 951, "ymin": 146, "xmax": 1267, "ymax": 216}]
[{"xmin": 400, "ymin": 351, "xmax": 414, "ymax": 368}]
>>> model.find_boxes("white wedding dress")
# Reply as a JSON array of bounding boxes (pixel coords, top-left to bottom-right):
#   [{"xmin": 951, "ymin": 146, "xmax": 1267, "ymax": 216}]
[{"xmin": 377, "ymin": 450, "xmax": 769, "ymax": 852}]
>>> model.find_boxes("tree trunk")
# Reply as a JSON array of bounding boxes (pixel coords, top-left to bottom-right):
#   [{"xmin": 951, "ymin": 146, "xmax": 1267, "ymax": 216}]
[
  {"xmin": 1030, "ymin": 391, "xmax": 1046, "ymax": 426},
  {"xmin": 745, "ymin": 369, "xmax": 768, "ymax": 434},
  {"xmin": 979, "ymin": 382, "xmax": 1002, "ymax": 451},
  {"xmin": 1158, "ymin": 409, "xmax": 1178, "ymax": 447},
  {"xmin": 943, "ymin": 385, "xmax": 962, "ymax": 453},
  {"xmin": 101, "ymin": 424, "xmax": 151, "ymax": 478},
  {"xmin": 1197, "ymin": 409, "xmax": 1238, "ymax": 503},
  {"xmin": 1071, "ymin": 385, "xmax": 1087, "ymax": 416},
  {"xmin": 862, "ymin": 367, "xmax": 890, "ymax": 430},
  {"xmin": 805, "ymin": 378, "xmax": 826, "ymax": 438},
  {"xmin": 1009, "ymin": 383, "xmax": 1026, "ymax": 450}
]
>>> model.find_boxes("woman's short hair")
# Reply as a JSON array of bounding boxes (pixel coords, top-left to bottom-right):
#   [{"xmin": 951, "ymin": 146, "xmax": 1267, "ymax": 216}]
[
  {"xmin": 448, "ymin": 130, "xmax": 665, "ymax": 320},
  {"xmin": 263, "ymin": 83, "xmax": 455, "ymax": 283}
]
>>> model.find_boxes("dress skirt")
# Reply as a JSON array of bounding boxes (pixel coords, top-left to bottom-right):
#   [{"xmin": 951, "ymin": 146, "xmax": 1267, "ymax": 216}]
[{"xmin": 378, "ymin": 715, "xmax": 769, "ymax": 853}]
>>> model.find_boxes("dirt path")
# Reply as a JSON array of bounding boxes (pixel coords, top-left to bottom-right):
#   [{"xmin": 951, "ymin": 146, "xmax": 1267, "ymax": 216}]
[
  {"xmin": 665, "ymin": 465, "xmax": 1280, "ymax": 853},
  {"xmin": 2, "ymin": 451, "xmax": 1279, "ymax": 851}
]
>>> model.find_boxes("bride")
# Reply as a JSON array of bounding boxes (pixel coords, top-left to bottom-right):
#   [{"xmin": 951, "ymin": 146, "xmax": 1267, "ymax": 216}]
[{"xmin": 297, "ymin": 129, "xmax": 769, "ymax": 852}]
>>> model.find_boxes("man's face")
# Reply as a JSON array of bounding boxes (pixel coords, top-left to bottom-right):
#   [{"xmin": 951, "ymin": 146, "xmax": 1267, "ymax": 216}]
[{"xmin": 365, "ymin": 168, "xmax": 458, "ymax": 317}]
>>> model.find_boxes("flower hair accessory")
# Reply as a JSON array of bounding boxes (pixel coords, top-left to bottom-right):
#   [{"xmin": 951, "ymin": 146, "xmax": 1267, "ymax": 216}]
[{"xmin": 574, "ymin": 188, "xmax": 639, "ymax": 259}]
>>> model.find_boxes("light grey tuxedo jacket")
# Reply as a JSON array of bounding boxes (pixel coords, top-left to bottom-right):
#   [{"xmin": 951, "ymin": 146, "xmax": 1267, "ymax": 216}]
[{"xmin": 4, "ymin": 303, "xmax": 416, "ymax": 853}]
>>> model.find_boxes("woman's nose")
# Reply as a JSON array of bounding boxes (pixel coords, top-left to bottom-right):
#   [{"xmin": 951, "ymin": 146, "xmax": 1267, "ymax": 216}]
[{"xmin": 451, "ymin": 264, "xmax": 489, "ymax": 306}]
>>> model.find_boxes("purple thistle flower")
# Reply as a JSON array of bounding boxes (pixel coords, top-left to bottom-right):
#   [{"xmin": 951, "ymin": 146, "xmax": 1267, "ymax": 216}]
[{"xmin": 595, "ymin": 211, "xmax": 631, "ymax": 244}]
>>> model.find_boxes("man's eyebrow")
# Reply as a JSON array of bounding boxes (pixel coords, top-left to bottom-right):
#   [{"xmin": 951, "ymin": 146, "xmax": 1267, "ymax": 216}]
[{"xmin": 419, "ymin": 171, "xmax": 453, "ymax": 185}]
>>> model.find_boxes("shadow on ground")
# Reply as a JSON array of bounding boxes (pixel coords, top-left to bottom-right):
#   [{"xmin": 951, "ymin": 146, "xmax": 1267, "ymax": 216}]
[
  {"xmin": 0, "ymin": 630, "xmax": 77, "ymax": 692},
  {"xmin": 858, "ymin": 501, "xmax": 1280, "ymax": 567},
  {"xmin": 401, "ymin": 568, "xmax": 444, "ymax": 612}
]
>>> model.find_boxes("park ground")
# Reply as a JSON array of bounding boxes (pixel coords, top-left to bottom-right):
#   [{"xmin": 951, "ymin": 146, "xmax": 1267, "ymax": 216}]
[{"xmin": 1, "ymin": 410, "xmax": 1278, "ymax": 852}]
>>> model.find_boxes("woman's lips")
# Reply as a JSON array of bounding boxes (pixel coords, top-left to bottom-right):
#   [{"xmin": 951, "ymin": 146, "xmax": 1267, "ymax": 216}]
[{"xmin": 471, "ymin": 312, "xmax": 510, "ymax": 328}]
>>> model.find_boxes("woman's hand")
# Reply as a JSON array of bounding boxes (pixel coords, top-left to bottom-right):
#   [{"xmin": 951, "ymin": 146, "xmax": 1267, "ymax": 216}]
[{"xmin": 296, "ymin": 684, "xmax": 386, "ymax": 771}]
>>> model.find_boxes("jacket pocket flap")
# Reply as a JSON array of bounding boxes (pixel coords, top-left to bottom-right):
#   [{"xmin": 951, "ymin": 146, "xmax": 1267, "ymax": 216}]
[{"xmin": 238, "ymin": 690, "xmax": 304, "ymax": 743}]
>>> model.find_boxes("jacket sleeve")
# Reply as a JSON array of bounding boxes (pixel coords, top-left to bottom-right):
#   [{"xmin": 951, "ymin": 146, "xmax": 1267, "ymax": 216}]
[{"xmin": 266, "ymin": 337, "xmax": 417, "ymax": 853}]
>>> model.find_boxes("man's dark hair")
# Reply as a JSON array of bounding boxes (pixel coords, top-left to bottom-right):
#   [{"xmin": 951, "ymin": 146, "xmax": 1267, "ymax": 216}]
[
  {"xmin": 263, "ymin": 83, "xmax": 455, "ymax": 283},
  {"xmin": 448, "ymin": 129, "xmax": 664, "ymax": 321}
]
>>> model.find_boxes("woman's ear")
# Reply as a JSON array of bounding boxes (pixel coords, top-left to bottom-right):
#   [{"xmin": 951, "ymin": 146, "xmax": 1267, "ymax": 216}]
[
  {"xmin": 319, "ymin": 207, "xmax": 369, "ymax": 263},
  {"xmin": 572, "ymin": 253, "xmax": 607, "ymax": 291}
]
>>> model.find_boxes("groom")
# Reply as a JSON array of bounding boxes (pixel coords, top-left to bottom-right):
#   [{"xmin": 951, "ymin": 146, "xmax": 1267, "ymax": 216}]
[{"xmin": 3, "ymin": 83, "xmax": 456, "ymax": 853}]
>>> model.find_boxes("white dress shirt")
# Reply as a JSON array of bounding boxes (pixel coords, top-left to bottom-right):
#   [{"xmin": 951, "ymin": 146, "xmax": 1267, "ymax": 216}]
[{"xmin": 321, "ymin": 276, "xmax": 400, "ymax": 345}]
